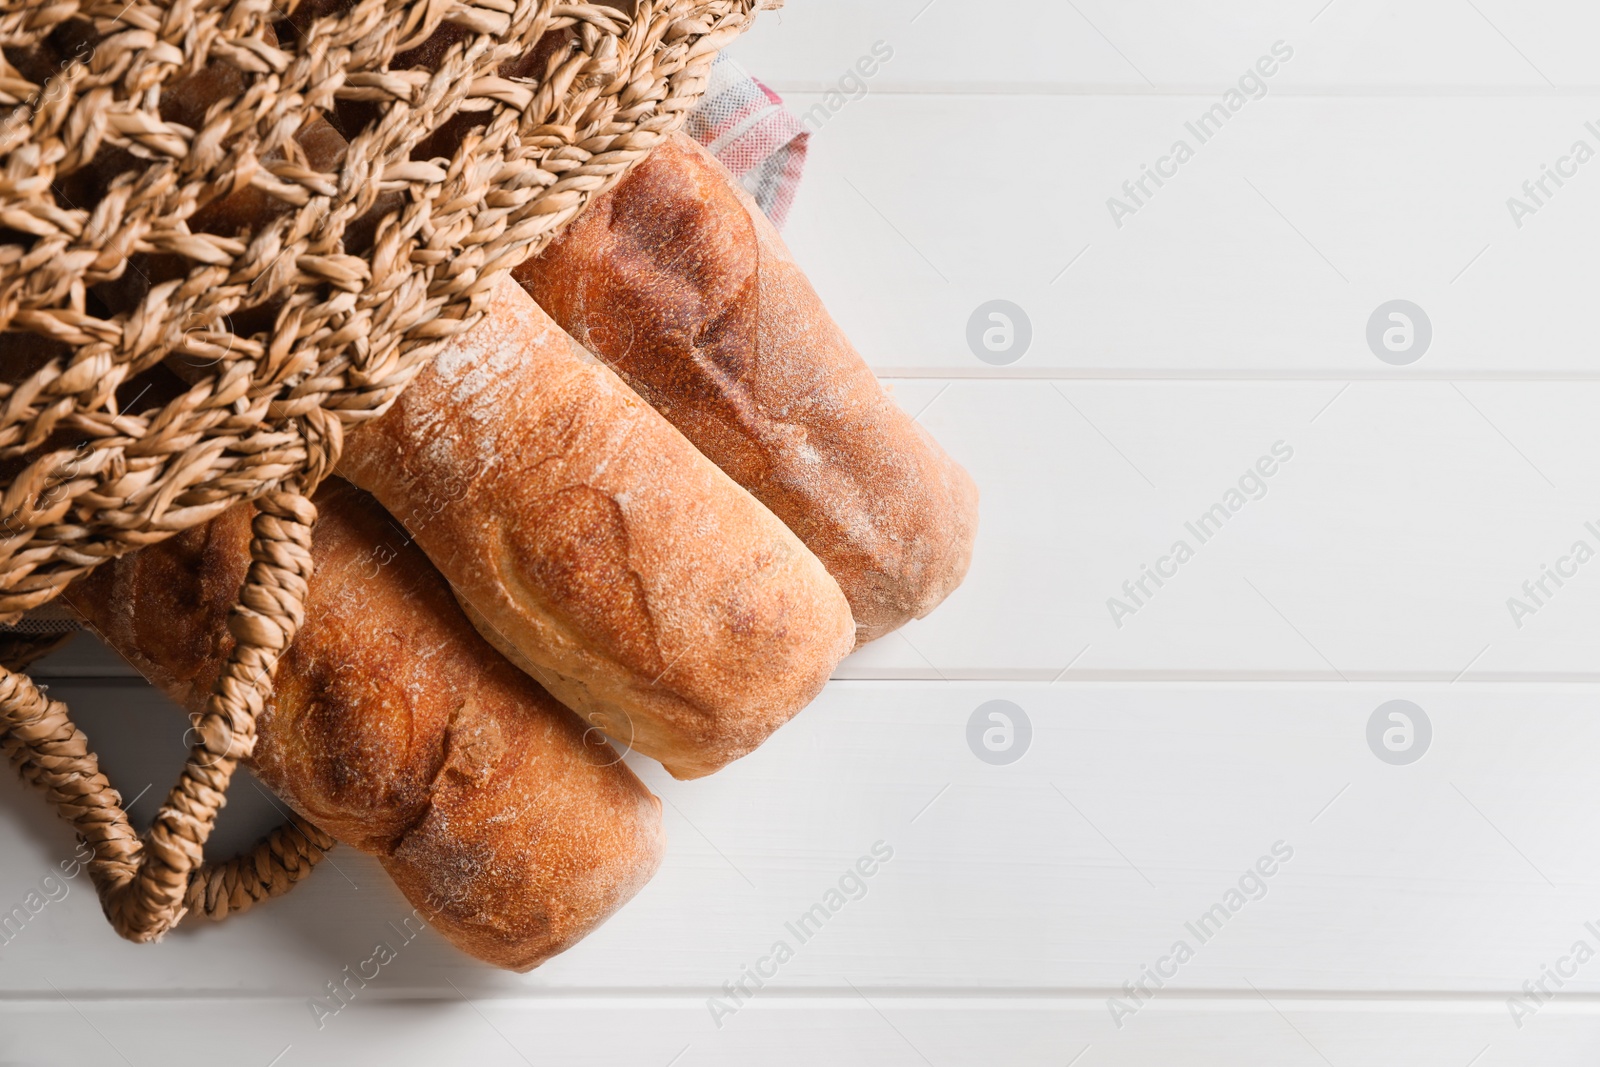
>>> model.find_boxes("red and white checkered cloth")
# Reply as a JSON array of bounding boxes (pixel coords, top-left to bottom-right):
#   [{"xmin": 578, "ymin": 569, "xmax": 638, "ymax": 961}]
[{"xmin": 684, "ymin": 53, "xmax": 809, "ymax": 230}]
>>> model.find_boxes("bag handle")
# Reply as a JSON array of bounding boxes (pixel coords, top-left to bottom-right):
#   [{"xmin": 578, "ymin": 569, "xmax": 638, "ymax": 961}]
[{"xmin": 0, "ymin": 486, "xmax": 333, "ymax": 939}]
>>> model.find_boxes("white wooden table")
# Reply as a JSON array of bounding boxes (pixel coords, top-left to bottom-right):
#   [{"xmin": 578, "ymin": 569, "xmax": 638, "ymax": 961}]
[{"xmin": 7, "ymin": 2, "xmax": 1600, "ymax": 1063}]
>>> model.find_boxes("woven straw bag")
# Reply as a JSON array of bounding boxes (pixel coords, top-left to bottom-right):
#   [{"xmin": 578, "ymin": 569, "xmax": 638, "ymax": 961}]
[{"xmin": 0, "ymin": 0, "xmax": 768, "ymax": 945}]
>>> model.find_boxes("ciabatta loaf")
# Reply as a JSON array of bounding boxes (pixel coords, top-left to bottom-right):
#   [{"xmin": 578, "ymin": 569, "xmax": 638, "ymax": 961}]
[
  {"xmin": 516, "ymin": 132, "xmax": 980, "ymax": 645},
  {"xmin": 67, "ymin": 476, "xmax": 664, "ymax": 971}
]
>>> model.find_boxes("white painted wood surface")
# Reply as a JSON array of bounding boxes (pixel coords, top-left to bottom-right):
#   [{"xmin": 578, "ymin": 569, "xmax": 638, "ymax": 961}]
[{"xmin": 5, "ymin": 2, "xmax": 1600, "ymax": 1064}]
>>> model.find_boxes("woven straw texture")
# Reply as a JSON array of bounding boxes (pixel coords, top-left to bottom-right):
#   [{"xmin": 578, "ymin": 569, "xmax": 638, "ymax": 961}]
[{"xmin": 0, "ymin": 0, "xmax": 764, "ymax": 943}]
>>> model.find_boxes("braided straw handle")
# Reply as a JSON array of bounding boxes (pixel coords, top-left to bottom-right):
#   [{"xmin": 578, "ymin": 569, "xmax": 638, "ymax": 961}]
[{"xmin": 0, "ymin": 487, "xmax": 327, "ymax": 939}]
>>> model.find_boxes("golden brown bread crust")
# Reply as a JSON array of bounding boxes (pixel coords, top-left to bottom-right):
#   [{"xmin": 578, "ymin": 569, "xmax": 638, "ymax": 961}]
[
  {"xmin": 65, "ymin": 478, "xmax": 665, "ymax": 971},
  {"xmin": 338, "ymin": 274, "xmax": 856, "ymax": 779},
  {"xmin": 515, "ymin": 132, "xmax": 980, "ymax": 646}
]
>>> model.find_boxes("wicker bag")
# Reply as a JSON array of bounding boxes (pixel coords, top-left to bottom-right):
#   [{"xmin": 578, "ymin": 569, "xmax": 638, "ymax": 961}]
[{"xmin": 0, "ymin": 0, "xmax": 767, "ymax": 944}]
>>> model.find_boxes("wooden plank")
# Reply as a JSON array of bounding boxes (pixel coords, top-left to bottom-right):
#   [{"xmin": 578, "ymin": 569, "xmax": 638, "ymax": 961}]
[
  {"xmin": 849, "ymin": 378, "xmax": 1600, "ymax": 679},
  {"xmin": 4, "ymin": 996, "xmax": 1596, "ymax": 1067},
  {"xmin": 730, "ymin": 0, "xmax": 1600, "ymax": 92},
  {"xmin": 7, "ymin": 679, "xmax": 1600, "ymax": 999},
  {"xmin": 773, "ymin": 94, "xmax": 1600, "ymax": 376},
  {"xmin": 26, "ymin": 378, "xmax": 1600, "ymax": 683}
]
